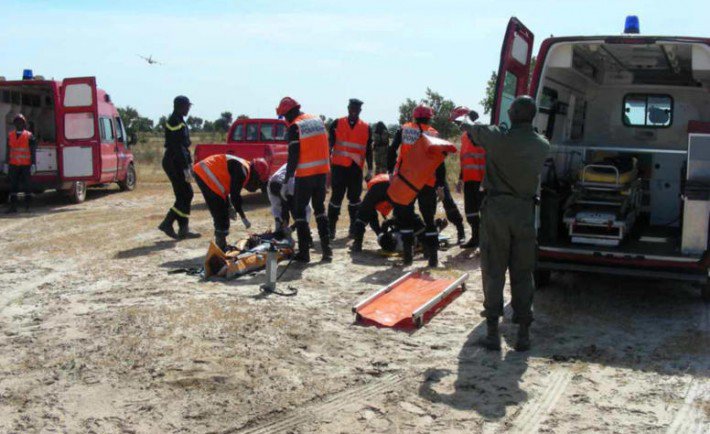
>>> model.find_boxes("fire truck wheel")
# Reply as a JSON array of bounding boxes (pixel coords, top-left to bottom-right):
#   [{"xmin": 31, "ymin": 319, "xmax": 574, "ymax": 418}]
[
  {"xmin": 67, "ymin": 181, "xmax": 87, "ymax": 204},
  {"xmin": 534, "ymin": 269, "xmax": 551, "ymax": 289},
  {"xmin": 119, "ymin": 163, "xmax": 137, "ymax": 191}
]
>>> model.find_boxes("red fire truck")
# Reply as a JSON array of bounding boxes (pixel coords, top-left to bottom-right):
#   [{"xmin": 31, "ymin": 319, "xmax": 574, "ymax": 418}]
[
  {"xmin": 490, "ymin": 17, "xmax": 710, "ymax": 298},
  {"xmin": 0, "ymin": 74, "xmax": 136, "ymax": 203}
]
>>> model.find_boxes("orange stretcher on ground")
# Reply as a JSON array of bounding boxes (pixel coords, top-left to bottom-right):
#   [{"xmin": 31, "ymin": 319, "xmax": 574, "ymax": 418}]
[{"xmin": 352, "ymin": 271, "xmax": 468, "ymax": 329}]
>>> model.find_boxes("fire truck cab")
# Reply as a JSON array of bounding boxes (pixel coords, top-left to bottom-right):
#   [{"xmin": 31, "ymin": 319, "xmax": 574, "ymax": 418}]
[
  {"xmin": 490, "ymin": 17, "xmax": 710, "ymax": 298},
  {"xmin": 0, "ymin": 73, "xmax": 136, "ymax": 203}
]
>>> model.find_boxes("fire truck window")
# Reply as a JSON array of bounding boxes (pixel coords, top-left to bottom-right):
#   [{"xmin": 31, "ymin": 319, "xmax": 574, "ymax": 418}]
[
  {"xmin": 260, "ymin": 123, "xmax": 274, "ymax": 140},
  {"xmin": 65, "ymin": 112, "xmax": 95, "ymax": 140},
  {"xmin": 623, "ymin": 94, "xmax": 672, "ymax": 128},
  {"xmin": 64, "ymin": 83, "xmax": 93, "ymax": 107},
  {"xmin": 231, "ymin": 124, "xmax": 244, "ymax": 141},
  {"xmin": 99, "ymin": 117, "xmax": 115, "ymax": 143},
  {"xmin": 498, "ymin": 71, "xmax": 518, "ymax": 128},
  {"xmin": 274, "ymin": 124, "xmax": 286, "ymax": 140},
  {"xmin": 246, "ymin": 123, "xmax": 258, "ymax": 141}
]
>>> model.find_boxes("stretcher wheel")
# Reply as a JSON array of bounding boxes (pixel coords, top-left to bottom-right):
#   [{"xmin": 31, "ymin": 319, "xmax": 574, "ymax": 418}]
[{"xmin": 535, "ymin": 269, "xmax": 551, "ymax": 289}]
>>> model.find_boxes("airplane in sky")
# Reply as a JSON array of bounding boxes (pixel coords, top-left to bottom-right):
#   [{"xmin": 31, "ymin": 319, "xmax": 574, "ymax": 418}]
[{"xmin": 137, "ymin": 54, "xmax": 163, "ymax": 65}]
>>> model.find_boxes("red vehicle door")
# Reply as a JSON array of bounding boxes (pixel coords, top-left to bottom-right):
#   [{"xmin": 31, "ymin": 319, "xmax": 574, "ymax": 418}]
[
  {"xmin": 491, "ymin": 17, "xmax": 535, "ymax": 127},
  {"xmin": 58, "ymin": 77, "xmax": 101, "ymax": 182}
]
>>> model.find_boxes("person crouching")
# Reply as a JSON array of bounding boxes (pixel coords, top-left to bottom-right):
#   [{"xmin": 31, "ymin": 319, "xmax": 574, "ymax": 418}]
[{"xmin": 193, "ymin": 155, "xmax": 269, "ymax": 250}]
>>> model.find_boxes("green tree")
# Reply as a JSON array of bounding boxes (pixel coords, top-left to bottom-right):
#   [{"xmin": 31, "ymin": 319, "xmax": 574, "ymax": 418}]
[
  {"xmin": 213, "ymin": 111, "xmax": 233, "ymax": 132},
  {"xmin": 236, "ymin": 114, "xmax": 249, "ymax": 121},
  {"xmin": 397, "ymin": 88, "xmax": 457, "ymax": 138},
  {"xmin": 154, "ymin": 115, "xmax": 167, "ymax": 133},
  {"xmin": 117, "ymin": 106, "xmax": 154, "ymax": 137},
  {"xmin": 202, "ymin": 120, "xmax": 215, "ymax": 132},
  {"xmin": 480, "ymin": 56, "xmax": 537, "ymax": 116},
  {"xmin": 186, "ymin": 116, "xmax": 203, "ymax": 132}
]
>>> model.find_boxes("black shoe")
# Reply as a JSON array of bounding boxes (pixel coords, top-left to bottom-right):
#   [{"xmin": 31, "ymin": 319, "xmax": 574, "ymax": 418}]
[
  {"xmin": 515, "ymin": 324, "xmax": 531, "ymax": 352},
  {"xmin": 461, "ymin": 237, "xmax": 479, "ymax": 249},
  {"xmin": 158, "ymin": 219, "xmax": 178, "ymax": 239},
  {"xmin": 479, "ymin": 319, "xmax": 501, "ymax": 351},
  {"xmin": 294, "ymin": 250, "xmax": 310, "ymax": 263},
  {"xmin": 321, "ymin": 243, "xmax": 333, "ymax": 262},
  {"xmin": 177, "ymin": 224, "xmax": 201, "ymax": 240},
  {"xmin": 328, "ymin": 224, "xmax": 336, "ymax": 240},
  {"xmin": 350, "ymin": 237, "xmax": 363, "ymax": 253},
  {"xmin": 457, "ymin": 229, "xmax": 466, "ymax": 245}
]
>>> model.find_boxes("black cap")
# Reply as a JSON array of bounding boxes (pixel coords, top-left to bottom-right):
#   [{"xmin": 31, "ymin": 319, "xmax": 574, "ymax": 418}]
[
  {"xmin": 348, "ymin": 98, "xmax": 364, "ymax": 107},
  {"xmin": 174, "ymin": 95, "xmax": 192, "ymax": 106}
]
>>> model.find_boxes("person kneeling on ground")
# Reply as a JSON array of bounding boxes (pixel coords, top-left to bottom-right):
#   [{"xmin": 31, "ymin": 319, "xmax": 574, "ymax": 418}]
[{"xmin": 193, "ymin": 154, "xmax": 269, "ymax": 250}]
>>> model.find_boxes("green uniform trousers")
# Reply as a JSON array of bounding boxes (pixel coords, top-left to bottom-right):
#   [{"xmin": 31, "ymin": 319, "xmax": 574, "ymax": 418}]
[
  {"xmin": 480, "ymin": 194, "xmax": 536, "ymax": 325},
  {"xmin": 373, "ymin": 146, "xmax": 388, "ymax": 175}
]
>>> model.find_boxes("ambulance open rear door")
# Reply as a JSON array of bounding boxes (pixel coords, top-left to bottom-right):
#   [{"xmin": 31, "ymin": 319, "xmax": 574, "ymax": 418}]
[
  {"xmin": 491, "ymin": 17, "xmax": 535, "ymax": 127},
  {"xmin": 58, "ymin": 77, "xmax": 101, "ymax": 182}
]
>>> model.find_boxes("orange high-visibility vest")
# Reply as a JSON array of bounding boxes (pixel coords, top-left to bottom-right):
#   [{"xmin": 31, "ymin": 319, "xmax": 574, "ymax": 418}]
[
  {"xmin": 332, "ymin": 117, "xmax": 369, "ymax": 168},
  {"xmin": 460, "ymin": 132, "xmax": 486, "ymax": 182},
  {"xmin": 396, "ymin": 123, "xmax": 439, "ymax": 186},
  {"xmin": 193, "ymin": 154, "xmax": 250, "ymax": 199},
  {"xmin": 367, "ymin": 173, "xmax": 393, "ymax": 217},
  {"xmin": 291, "ymin": 113, "xmax": 330, "ymax": 177},
  {"xmin": 387, "ymin": 135, "xmax": 457, "ymax": 206},
  {"xmin": 8, "ymin": 130, "xmax": 32, "ymax": 166}
]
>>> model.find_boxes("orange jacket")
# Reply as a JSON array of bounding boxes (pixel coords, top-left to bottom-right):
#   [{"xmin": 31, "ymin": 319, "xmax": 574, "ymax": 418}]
[
  {"xmin": 292, "ymin": 113, "xmax": 330, "ymax": 177},
  {"xmin": 367, "ymin": 173, "xmax": 393, "ymax": 217},
  {"xmin": 387, "ymin": 135, "xmax": 457, "ymax": 206},
  {"xmin": 396, "ymin": 123, "xmax": 439, "ymax": 186},
  {"xmin": 194, "ymin": 154, "xmax": 250, "ymax": 199},
  {"xmin": 460, "ymin": 132, "xmax": 486, "ymax": 182},
  {"xmin": 8, "ymin": 130, "xmax": 32, "ymax": 166},
  {"xmin": 332, "ymin": 117, "xmax": 369, "ymax": 168}
]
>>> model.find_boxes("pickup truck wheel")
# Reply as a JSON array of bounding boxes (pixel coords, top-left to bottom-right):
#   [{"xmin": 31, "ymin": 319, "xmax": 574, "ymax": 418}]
[
  {"xmin": 67, "ymin": 181, "xmax": 87, "ymax": 204},
  {"xmin": 118, "ymin": 163, "xmax": 137, "ymax": 191},
  {"xmin": 535, "ymin": 269, "xmax": 551, "ymax": 289}
]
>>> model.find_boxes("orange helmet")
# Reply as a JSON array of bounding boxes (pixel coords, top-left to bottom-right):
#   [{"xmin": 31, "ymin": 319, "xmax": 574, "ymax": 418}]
[
  {"xmin": 412, "ymin": 104, "xmax": 434, "ymax": 120},
  {"xmin": 276, "ymin": 97, "xmax": 301, "ymax": 116},
  {"xmin": 251, "ymin": 158, "xmax": 270, "ymax": 183},
  {"xmin": 449, "ymin": 106, "xmax": 471, "ymax": 122}
]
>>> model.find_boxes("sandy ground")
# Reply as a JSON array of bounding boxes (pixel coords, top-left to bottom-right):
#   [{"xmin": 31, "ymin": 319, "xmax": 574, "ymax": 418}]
[{"xmin": 0, "ymin": 181, "xmax": 708, "ymax": 434}]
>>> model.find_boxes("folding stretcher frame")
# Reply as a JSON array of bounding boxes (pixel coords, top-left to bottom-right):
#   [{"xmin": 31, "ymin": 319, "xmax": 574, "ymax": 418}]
[{"xmin": 352, "ymin": 271, "xmax": 469, "ymax": 329}]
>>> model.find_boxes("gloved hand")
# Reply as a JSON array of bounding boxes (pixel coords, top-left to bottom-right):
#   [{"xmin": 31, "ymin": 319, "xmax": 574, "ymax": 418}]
[
  {"xmin": 2, "ymin": 164, "xmax": 8, "ymax": 175},
  {"xmin": 436, "ymin": 186, "xmax": 445, "ymax": 202},
  {"xmin": 183, "ymin": 168, "xmax": 193, "ymax": 182},
  {"xmin": 280, "ymin": 182, "xmax": 289, "ymax": 201},
  {"xmin": 30, "ymin": 164, "xmax": 37, "ymax": 176},
  {"xmin": 228, "ymin": 205, "xmax": 237, "ymax": 221},
  {"xmin": 241, "ymin": 216, "xmax": 252, "ymax": 229},
  {"xmin": 364, "ymin": 171, "xmax": 372, "ymax": 183},
  {"xmin": 455, "ymin": 179, "xmax": 463, "ymax": 194}
]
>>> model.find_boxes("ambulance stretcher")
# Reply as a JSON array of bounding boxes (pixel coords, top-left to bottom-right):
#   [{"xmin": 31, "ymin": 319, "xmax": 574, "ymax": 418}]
[{"xmin": 353, "ymin": 271, "xmax": 468, "ymax": 329}]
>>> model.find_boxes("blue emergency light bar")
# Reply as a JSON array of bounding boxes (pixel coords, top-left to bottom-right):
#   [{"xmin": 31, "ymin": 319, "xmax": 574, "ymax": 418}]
[
  {"xmin": 22, "ymin": 69, "xmax": 33, "ymax": 80},
  {"xmin": 624, "ymin": 15, "xmax": 640, "ymax": 34}
]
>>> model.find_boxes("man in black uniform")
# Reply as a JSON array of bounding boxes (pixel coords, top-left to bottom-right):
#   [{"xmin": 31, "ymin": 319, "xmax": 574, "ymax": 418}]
[
  {"xmin": 158, "ymin": 95, "xmax": 200, "ymax": 240},
  {"xmin": 327, "ymin": 98, "xmax": 373, "ymax": 239}
]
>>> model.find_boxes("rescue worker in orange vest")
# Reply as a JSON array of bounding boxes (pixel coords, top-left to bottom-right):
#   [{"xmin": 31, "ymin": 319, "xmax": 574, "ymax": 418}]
[
  {"xmin": 3, "ymin": 114, "xmax": 37, "ymax": 213},
  {"xmin": 158, "ymin": 95, "xmax": 199, "ymax": 240},
  {"xmin": 193, "ymin": 154, "xmax": 270, "ymax": 251},
  {"xmin": 277, "ymin": 97, "xmax": 332, "ymax": 263},
  {"xmin": 450, "ymin": 106, "xmax": 486, "ymax": 249},
  {"xmin": 387, "ymin": 104, "xmax": 447, "ymax": 266},
  {"xmin": 350, "ymin": 173, "xmax": 393, "ymax": 252},
  {"xmin": 327, "ymin": 98, "xmax": 373, "ymax": 239}
]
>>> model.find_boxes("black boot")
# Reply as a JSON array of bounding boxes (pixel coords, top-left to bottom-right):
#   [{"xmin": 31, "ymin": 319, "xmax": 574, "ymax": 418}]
[
  {"xmin": 515, "ymin": 323, "xmax": 531, "ymax": 352},
  {"xmin": 214, "ymin": 230, "xmax": 228, "ymax": 251},
  {"xmin": 294, "ymin": 222, "xmax": 311, "ymax": 262},
  {"xmin": 23, "ymin": 194, "xmax": 32, "ymax": 212},
  {"xmin": 479, "ymin": 318, "xmax": 501, "ymax": 351},
  {"xmin": 426, "ymin": 234, "xmax": 438, "ymax": 268},
  {"xmin": 347, "ymin": 202, "xmax": 360, "ymax": 238},
  {"xmin": 6, "ymin": 194, "xmax": 18, "ymax": 214},
  {"xmin": 402, "ymin": 231, "xmax": 414, "ymax": 266},
  {"xmin": 350, "ymin": 221, "xmax": 366, "ymax": 253},
  {"xmin": 177, "ymin": 218, "xmax": 201, "ymax": 239},
  {"xmin": 456, "ymin": 222, "xmax": 466, "ymax": 245},
  {"xmin": 462, "ymin": 216, "xmax": 480, "ymax": 249},
  {"xmin": 316, "ymin": 214, "xmax": 332, "ymax": 262},
  {"xmin": 158, "ymin": 211, "xmax": 178, "ymax": 239},
  {"xmin": 327, "ymin": 203, "xmax": 339, "ymax": 240}
]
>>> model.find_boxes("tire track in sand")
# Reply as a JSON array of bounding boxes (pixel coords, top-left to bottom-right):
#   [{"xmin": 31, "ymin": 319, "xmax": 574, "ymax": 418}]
[
  {"xmin": 508, "ymin": 368, "xmax": 572, "ymax": 434},
  {"xmin": 667, "ymin": 379, "xmax": 710, "ymax": 434}
]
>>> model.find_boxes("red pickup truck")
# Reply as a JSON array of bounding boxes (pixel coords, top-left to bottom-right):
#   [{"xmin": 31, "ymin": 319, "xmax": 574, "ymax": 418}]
[{"xmin": 194, "ymin": 118, "xmax": 288, "ymax": 192}]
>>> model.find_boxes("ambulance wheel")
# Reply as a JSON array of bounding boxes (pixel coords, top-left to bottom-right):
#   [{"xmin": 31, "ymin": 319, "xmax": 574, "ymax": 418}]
[
  {"xmin": 535, "ymin": 269, "xmax": 551, "ymax": 289},
  {"xmin": 119, "ymin": 163, "xmax": 137, "ymax": 191},
  {"xmin": 67, "ymin": 181, "xmax": 87, "ymax": 204}
]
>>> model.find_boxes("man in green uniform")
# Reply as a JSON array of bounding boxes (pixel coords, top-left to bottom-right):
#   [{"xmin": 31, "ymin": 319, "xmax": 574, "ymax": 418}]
[
  {"xmin": 372, "ymin": 121, "xmax": 389, "ymax": 175},
  {"xmin": 467, "ymin": 96, "xmax": 550, "ymax": 352}
]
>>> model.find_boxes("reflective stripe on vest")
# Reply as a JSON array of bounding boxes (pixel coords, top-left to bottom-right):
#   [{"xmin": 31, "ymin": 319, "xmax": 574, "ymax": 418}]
[
  {"xmin": 8, "ymin": 130, "xmax": 32, "ymax": 166},
  {"xmin": 293, "ymin": 114, "xmax": 330, "ymax": 177},
  {"xmin": 165, "ymin": 122, "xmax": 185, "ymax": 132},
  {"xmin": 199, "ymin": 160, "xmax": 226, "ymax": 197},
  {"xmin": 332, "ymin": 117, "xmax": 369, "ymax": 168},
  {"xmin": 194, "ymin": 154, "xmax": 250, "ymax": 199},
  {"xmin": 460, "ymin": 132, "xmax": 485, "ymax": 182}
]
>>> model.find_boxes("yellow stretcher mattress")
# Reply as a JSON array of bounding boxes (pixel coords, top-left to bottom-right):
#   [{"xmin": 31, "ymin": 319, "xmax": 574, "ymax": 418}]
[{"xmin": 580, "ymin": 159, "xmax": 638, "ymax": 185}]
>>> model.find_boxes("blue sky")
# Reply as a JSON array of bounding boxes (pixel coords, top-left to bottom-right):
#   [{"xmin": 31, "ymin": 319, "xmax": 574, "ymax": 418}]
[{"xmin": 3, "ymin": 0, "xmax": 707, "ymax": 125}]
